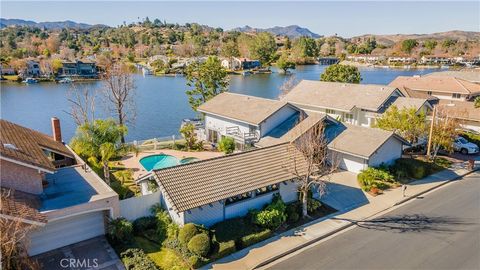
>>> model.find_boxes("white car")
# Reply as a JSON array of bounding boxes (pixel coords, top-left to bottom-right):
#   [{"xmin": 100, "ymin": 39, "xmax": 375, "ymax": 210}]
[{"xmin": 453, "ymin": 137, "xmax": 479, "ymax": 155}]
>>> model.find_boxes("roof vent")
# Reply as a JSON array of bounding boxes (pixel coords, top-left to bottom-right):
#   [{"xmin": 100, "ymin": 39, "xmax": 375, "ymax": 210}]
[{"xmin": 3, "ymin": 143, "xmax": 18, "ymax": 150}]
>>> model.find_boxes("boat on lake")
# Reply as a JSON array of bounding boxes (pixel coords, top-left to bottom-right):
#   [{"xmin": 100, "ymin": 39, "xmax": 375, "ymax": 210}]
[
  {"xmin": 23, "ymin": 78, "xmax": 38, "ymax": 84},
  {"xmin": 58, "ymin": 77, "xmax": 74, "ymax": 84}
]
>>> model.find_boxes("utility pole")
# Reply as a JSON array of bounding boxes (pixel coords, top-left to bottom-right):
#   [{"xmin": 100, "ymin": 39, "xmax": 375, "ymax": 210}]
[{"xmin": 426, "ymin": 106, "xmax": 436, "ymax": 159}]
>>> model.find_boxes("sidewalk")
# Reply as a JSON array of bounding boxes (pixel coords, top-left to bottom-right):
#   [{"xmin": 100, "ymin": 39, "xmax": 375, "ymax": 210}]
[{"xmin": 204, "ymin": 162, "xmax": 476, "ymax": 270}]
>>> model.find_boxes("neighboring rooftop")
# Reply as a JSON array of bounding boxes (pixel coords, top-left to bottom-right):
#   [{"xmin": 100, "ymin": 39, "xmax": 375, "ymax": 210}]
[
  {"xmin": 283, "ymin": 80, "xmax": 398, "ymax": 112},
  {"xmin": 327, "ymin": 124, "xmax": 406, "ymax": 159},
  {"xmin": 0, "ymin": 119, "xmax": 74, "ymax": 172},
  {"xmin": 198, "ymin": 92, "xmax": 289, "ymax": 125},
  {"xmin": 1, "ymin": 188, "xmax": 46, "ymax": 224},
  {"xmin": 397, "ymin": 86, "xmax": 440, "ymax": 101},
  {"xmin": 389, "ymin": 76, "xmax": 480, "ymax": 95},
  {"xmin": 437, "ymin": 100, "xmax": 480, "ymax": 122},
  {"xmin": 153, "ymin": 143, "xmax": 308, "ymax": 212},
  {"xmin": 389, "ymin": 96, "xmax": 431, "ymax": 112},
  {"xmin": 425, "ymin": 70, "xmax": 480, "ymax": 83}
]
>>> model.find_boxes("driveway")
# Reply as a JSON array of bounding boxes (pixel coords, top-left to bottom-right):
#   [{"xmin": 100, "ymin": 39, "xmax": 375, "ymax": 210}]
[{"xmin": 33, "ymin": 237, "xmax": 125, "ymax": 270}]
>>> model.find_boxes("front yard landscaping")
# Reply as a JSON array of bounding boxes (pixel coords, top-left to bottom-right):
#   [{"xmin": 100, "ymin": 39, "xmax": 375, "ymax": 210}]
[
  {"xmin": 358, "ymin": 157, "xmax": 452, "ymax": 195},
  {"xmin": 108, "ymin": 194, "xmax": 336, "ymax": 269}
]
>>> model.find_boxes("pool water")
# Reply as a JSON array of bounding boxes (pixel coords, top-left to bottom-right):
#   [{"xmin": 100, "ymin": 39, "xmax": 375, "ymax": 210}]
[
  {"xmin": 140, "ymin": 154, "xmax": 179, "ymax": 171},
  {"xmin": 139, "ymin": 154, "xmax": 200, "ymax": 171}
]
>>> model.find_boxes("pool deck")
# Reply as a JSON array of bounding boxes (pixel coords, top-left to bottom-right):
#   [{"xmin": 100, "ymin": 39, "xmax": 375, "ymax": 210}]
[{"xmin": 121, "ymin": 149, "xmax": 224, "ymax": 179}]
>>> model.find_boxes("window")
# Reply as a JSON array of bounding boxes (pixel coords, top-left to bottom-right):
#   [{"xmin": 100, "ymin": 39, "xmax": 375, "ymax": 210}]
[
  {"xmin": 452, "ymin": 93, "xmax": 461, "ymax": 99},
  {"xmin": 256, "ymin": 184, "xmax": 279, "ymax": 196},
  {"xmin": 344, "ymin": 113, "xmax": 354, "ymax": 123},
  {"xmin": 427, "ymin": 91, "xmax": 432, "ymax": 95},
  {"xmin": 225, "ymin": 192, "xmax": 252, "ymax": 205},
  {"xmin": 326, "ymin": 109, "xmax": 336, "ymax": 114}
]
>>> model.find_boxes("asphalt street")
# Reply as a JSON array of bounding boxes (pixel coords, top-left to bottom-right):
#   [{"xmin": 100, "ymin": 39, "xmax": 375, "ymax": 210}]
[{"xmin": 269, "ymin": 173, "xmax": 480, "ymax": 270}]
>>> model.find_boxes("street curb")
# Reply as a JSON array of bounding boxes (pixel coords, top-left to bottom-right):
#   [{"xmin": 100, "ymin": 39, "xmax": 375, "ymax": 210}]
[{"xmin": 252, "ymin": 168, "xmax": 478, "ymax": 270}]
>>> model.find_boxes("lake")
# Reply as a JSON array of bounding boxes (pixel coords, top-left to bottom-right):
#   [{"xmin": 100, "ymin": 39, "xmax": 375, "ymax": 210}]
[{"xmin": 0, "ymin": 65, "xmax": 440, "ymax": 142}]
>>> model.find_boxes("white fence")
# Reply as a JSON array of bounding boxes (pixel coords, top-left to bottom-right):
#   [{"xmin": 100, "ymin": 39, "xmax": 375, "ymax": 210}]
[
  {"xmin": 119, "ymin": 191, "xmax": 162, "ymax": 221},
  {"xmin": 128, "ymin": 135, "xmax": 183, "ymax": 151}
]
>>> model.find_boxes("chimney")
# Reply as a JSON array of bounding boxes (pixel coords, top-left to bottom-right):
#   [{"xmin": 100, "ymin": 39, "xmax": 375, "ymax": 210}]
[{"xmin": 51, "ymin": 117, "xmax": 62, "ymax": 143}]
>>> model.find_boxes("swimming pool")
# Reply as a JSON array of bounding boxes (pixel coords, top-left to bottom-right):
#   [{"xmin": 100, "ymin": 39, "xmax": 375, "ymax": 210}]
[
  {"xmin": 139, "ymin": 154, "xmax": 179, "ymax": 171},
  {"xmin": 139, "ymin": 154, "xmax": 199, "ymax": 171}
]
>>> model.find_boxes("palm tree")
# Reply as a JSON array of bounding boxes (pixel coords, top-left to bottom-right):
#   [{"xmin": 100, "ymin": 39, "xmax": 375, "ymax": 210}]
[
  {"xmin": 70, "ymin": 119, "xmax": 127, "ymax": 185},
  {"xmin": 100, "ymin": 143, "xmax": 115, "ymax": 185}
]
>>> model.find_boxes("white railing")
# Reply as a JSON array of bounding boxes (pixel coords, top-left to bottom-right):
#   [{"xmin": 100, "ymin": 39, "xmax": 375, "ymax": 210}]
[
  {"xmin": 226, "ymin": 126, "xmax": 259, "ymax": 143},
  {"xmin": 128, "ymin": 135, "xmax": 183, "ymax": 151}
]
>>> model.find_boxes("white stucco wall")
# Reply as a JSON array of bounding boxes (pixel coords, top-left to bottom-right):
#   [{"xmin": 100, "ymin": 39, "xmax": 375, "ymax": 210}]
[
  {"xmin": 430, "ymin": 92, "xmax": 467, "ymax": 101},
  {"xmin": 184, "ymin": 202, "xmax": 224, "ymax": 227},
  {"xmin": 259, "ymin": 106, "xmax": 297, "ymax": 137},
  {"xmin": 205, "ymin": 114, "xmax": 254, "ymax": 137},
  {"xmin": 279, "ymin": 180, "xmax": 299, "ymax": 203},
  {"xmin": 160, "ymin": 191, "xmax": 185, "ymax": 225},
  {"xmin": 368, "ymin": 136, "xmax": 403, "ymax": 167}
]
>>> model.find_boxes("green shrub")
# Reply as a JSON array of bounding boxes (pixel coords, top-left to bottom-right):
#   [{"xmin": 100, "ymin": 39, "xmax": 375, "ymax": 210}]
[
  {"xmin": 213, "ymin": 240, "xmax": 236, "ymax": 259},
  {"xmin": 179, "ymin": 223, "xmax": 199, "ymax": 246},
  {"xmin": 212, "ymin": 218, "xmax": 249, "ymax": 242},
  {"xmin": 155, "ymin": 210, "xmax": 173, "ymax": 243},
  {"xmin": 412, "ymin": 165, "xmax": 426, "ymax": 179},
  {"xmin": 150, "ymin": 203, "xmax": 163, "ymax": 215},
  {"xmin": 187, "ymin": 233, "xmax": 211, "ymax": 257},
  {"xmin": 107, "ymin": 217, "xmax": 133, "ymax": 243},
  {"xmin": 121, "ymin": 248, "xmax": 158, "ymax": 270},
  {"xmin": 286, "ymin": 203, "xmax": 300, "ymax": 223},
  {"xmin": 358, "ymin": 167, "xmax": 395, "ymax": 191},
  {"xmin": 239, "ymin": 229, "xmax": 272, "ymax": 248},
  {"xmin": 307, "ymin": 198, "xmax": 322, "ymax": 214},
  {"xmin": 132, "ymin": 216, "xmax": 157, "ymax": 234},
  {"xmin": 252, "ymin": 195, "xmax": 287, "ymax": 229},
  {"xmin": 218, "ymin": 137, "xmax": 235, "ymax": 154},
  {"xmin": 188, "ymin": 255, "xmax": 206, "ymax": 269}
]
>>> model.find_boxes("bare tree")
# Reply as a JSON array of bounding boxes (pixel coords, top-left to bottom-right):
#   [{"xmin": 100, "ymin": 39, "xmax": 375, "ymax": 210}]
[
  {"xmin": 65, "ymin": 83, "xmax": 96, "ymax": 126},
  {"xmin": 102, "ymin": 63, "xmax": 137, "ymax": 143},
  {"xmin": 285, "ymin": 121, "xmax": 338, "ymax": 218},
  {"xmin": 278, "ymin": 75, "xmax": 299, "ymax": 100},
  {"xmin": 0, "ymin": 190, "xmax": 40, "ymax": 270}
]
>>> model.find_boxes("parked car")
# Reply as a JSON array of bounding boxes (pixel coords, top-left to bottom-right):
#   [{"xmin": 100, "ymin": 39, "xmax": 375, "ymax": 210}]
[{"xmin": 453, "ymin": 136, "xmax": 479, "ymax": 155}]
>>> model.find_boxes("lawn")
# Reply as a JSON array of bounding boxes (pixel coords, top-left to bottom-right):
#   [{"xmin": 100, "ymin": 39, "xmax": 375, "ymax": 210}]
[
  {"xmin": 2, "ymin": 75, "xmax": 19, "ymax": 81},
  {"xmin": 134, "ymin": 237, "xmax": 188, "ymax": 270}
]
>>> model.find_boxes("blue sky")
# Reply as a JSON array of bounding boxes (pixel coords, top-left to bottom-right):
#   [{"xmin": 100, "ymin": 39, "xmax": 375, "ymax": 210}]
[{"xmin": 1, "ymin": 1, "xmax": 479, "ymax": 37}]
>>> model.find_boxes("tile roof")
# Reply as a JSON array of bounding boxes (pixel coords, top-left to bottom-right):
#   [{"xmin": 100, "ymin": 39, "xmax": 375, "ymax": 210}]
[
  {"xmin": 0, "ymin": 120, "xmax": 74, "ymax": 172},
  {"xmin": 327, "ymin": 124, "xmax": 407, "ymax": 159},
  {"xmin": 283, "ymin": 80, "xmax": 398, "ymax": 112},
  {"xmin": 390, "ymin": 96, "xmax": 430, "ymax": 112},
  {"xmin": 437, "ymin": 100, "xmax": 480, "ymax": 122},
  {"xmin": 397, "ymin": 86, "xmax": 439, "ymax": 101},
  {"xmin": 425, "ymin": 70, "xmax": 480, "ymax": 83},
  {"xmin": 0, "ymin": 188, "xmax": 46, "ymax": 224},
  {"xmin": 153, "ymin": 143, "xmax": 308, "ymax": 212},
  {"xmin": 198, "ymin": 92, "xmax": 289, "ymax": 125},
  {"xmin": 389, "ymin": 76, "xmax": 480, "ymax": 95}
]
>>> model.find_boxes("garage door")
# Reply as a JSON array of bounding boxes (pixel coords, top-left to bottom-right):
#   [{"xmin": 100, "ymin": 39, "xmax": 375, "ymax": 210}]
[
  {"xmin": 338, "ymin": 154, "xmax": 367, "ymax": 173},
  {"xmin": 28, "ymin": 211, "xmax": 106, "ymax": 256}
]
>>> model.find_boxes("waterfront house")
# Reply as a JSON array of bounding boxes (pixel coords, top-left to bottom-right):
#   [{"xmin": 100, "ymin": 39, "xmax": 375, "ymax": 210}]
[
  {"xmin": 221, "ymin": 57, "xmax": 261, "ymax": 70},
  {"xmin": 420, "ymin": 55, "xmax": 452, "ymax": 65},
  {"xmin": 282, "ymin": 80, "xmax": 430, "ymax": 127},
  {"xmin": 389, "ymin": 75, "xmax": 480, "ymax": 101},
  {"xmin": 0, "ymin": 65, "xmax": 15, "ymax": 75},
  {"xmin": 58, "ymin": 60, "xmax": 98, "ymax": 78},
  {"xmin": 0, "ymin": 118, "xmax": 118, "ymax": 256},
  {"xmin": 197, "ymin": 92, "xmax": 300, "ymax": 149},
  {"xmin": 387, "ymin": 56, "xmax": 417, "ymax": 65},
  {"xmin": 24, "ymin": 60, "xmax": 41, "ymax": 77},
  {"xmin": 346, "ymin": 54, "xmax": 386, "ymax": 64}
]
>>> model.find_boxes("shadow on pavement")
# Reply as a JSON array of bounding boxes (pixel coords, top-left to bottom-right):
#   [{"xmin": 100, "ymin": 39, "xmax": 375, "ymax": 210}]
[{"xmin": 332, "ymin": 214, "xmax": 475, "ymax": 233}]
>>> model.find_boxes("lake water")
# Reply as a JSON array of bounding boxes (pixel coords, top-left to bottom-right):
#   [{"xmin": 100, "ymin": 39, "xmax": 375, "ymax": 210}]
[{"xmin": 0, "ymin": 65, "xmax": 440, "ymax": 142}]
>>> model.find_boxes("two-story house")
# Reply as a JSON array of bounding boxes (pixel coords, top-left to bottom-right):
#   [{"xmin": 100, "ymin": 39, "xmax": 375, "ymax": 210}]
[
  {"xmin": 197, "ymin": 92, "xmax": 300, "ymax": 149},
  {"xmin": 389, "ymin": 75, "xmax": 480, "ymax": 101},
  {"xmin": 58, "ymin": 60, "xmax": 98, "ymax": 78},
  {"xmin": 282, "ymin": 80, "xmax": 431, "ymax": 127},
  {"xmin": 0, "ymin": 118, "xmax": 118, "ymax": 256}
]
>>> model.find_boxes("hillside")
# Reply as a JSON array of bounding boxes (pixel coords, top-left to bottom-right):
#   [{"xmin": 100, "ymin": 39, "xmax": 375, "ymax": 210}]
[
  {"xmin": 232, "ymin": 25, "xmax": 321, "ymax": 38},
  {"xmin": 351, "ymin": 31, "xmax": 480, "ymax": 47},
  {"xmin": 0, "ymin": 18, "xmax": 105, "ymax": 29}
]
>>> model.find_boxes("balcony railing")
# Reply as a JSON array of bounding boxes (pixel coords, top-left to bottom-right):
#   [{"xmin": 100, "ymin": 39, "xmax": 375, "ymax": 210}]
[{"xmin": 226, "ymin": 126, "xmax": 259, "ymax": 144}]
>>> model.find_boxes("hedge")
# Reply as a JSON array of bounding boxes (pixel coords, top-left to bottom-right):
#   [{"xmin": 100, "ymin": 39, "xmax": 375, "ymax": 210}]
[
  {"xmin": 120, "ymin": 248, "xmax": 158, "ymax": 270},
  {"xmin": 212, "ymin": 240, "xmax": 236, "ymax": 259},
  {"xmin": 178, "ymin": 223, "xmax": 199, "ymax": 246},
  {"xmin": 239, "ymin": 229, "xmax": 272, "ymax": 248},
  {"xmin": 132, "ymin": 216, "xmax": 157, "ymax": 234},
  {"xmin": 188, "ymin": 233, "xmax": 211, "ymax": 257}
]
